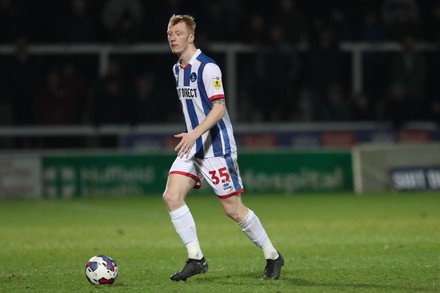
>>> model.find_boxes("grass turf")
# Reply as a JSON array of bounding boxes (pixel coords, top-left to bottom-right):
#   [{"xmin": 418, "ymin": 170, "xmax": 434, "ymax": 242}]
[{"xmin": 0, "ymin": 192, "xmax": 439, "ymax": 292}]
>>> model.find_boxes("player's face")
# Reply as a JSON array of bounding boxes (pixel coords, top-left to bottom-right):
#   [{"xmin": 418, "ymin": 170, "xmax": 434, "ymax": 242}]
[{"xmin": 167, "ymin": 22, "xmax": 193, "ymax": 56}]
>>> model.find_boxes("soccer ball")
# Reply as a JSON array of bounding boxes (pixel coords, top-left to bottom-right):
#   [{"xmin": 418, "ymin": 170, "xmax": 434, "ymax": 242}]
[{"xmin": 85, "ymin": 255, "xmax": 118, "ymax": 285}]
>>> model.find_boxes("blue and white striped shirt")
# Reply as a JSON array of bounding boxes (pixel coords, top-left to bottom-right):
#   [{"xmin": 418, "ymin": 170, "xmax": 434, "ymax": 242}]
[{"xmin": 173, "ymin": 49, "xmax": 237, "ymax": 158}]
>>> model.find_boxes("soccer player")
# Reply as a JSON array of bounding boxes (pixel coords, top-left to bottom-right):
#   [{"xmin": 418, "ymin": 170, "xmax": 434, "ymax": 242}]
[{"xmin": 163, "ymin": 14, "xmax": 284, "ymax": 281}]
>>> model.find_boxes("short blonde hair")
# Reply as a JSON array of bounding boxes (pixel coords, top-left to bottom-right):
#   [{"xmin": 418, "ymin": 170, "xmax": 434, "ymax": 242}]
[{"xmin": 168, "ymin": 14, "xmax": 196, "ymax": 34}]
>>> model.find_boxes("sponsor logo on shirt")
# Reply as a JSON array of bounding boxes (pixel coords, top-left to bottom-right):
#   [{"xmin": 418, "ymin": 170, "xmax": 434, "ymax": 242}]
[{"xmin": 177, "ymin": 88, "xmax": 198, "ymax": 98}]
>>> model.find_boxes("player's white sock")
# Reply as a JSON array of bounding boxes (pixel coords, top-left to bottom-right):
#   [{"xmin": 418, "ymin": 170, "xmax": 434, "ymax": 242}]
[
  {"xmin": 262, "ymin": 239, "xmax": 279, "ymax": 260},
  {"xmin": 239, "ymin": 209, "xmax": 279, "ymax": 260},
  {"xmin": 169, "ymin": 204, "xmax": 203, "ymax": 260},
  {"xmin": 185, "ymin": 240, "xmax": 203, "ymax": 260}
]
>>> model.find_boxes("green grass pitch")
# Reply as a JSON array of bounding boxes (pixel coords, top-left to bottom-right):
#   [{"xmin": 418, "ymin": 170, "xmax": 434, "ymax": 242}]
[{"xmin": 0, "ymin": 192, "xmax": 439, "ymax": 292}]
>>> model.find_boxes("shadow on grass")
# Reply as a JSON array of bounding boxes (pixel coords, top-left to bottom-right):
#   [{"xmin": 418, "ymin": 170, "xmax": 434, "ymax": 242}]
[
  {"xmin": 192, "ymin": 273, "xmax": 434, "ymax": 292},
  {"xmin": 291, "ymin": 278, "xmax": 435, "ymax": 292}
]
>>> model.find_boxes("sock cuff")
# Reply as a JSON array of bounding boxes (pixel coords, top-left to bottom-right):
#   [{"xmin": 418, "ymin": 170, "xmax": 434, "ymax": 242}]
[
  {"xmin": 239, "ymin": 209, "xmax": 254, "ymax": 228},
  {"xmin": 169, "ymin": 204, "xmax": 190, "ymax": 220}
]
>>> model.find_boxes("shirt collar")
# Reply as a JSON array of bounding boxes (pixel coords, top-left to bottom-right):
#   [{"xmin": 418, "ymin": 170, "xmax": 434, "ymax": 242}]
[{"xmin": 180, "ymin": 49, "xmax": 202, "ymax": 68}]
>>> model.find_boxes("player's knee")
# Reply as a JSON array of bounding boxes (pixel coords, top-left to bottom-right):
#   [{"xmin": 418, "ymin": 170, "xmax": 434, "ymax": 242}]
[
  {"xmin": 221, "ymin": 198, "xmax": 248, "ymax": 222},
  {"xmin": 223, "ymin": 207, "xmax": 242, "ymax": 222},
  {"xmin": 162, "ymin": 190, "xmax": 177, "ymax": 205},
  {"xmin": 162, "ymin": 189, "xmax": 185, "ymax": 211}
]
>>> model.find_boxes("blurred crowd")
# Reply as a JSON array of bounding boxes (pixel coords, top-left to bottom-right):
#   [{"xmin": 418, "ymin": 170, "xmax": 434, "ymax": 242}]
[{"xmin": 0, "ymin": 0, "xmax": 439, "ymax": 131}]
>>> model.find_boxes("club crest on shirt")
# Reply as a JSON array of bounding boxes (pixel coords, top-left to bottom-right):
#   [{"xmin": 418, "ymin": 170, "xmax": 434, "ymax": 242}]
[
  {"xmin": 190, "ymin": 72, "xmax": 197, "ymax": 82},
  {"xmin": 213, "ymin": 77, "xmax": 222, "ymax": 90}
]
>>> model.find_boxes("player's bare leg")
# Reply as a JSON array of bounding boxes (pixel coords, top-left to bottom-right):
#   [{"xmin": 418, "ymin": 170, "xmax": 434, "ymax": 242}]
[
  {"xmin": 163, "ymin": 174, "xmax": 208, "ymax": 281},
  {"xmin": 219, "ymin": 195, "xmax": 284, "ymax": 280}
]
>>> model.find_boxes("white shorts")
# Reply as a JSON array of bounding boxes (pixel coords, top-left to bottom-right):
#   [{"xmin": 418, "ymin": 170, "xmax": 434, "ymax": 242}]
[{"xmin": 169, "ymin": 151, "xmax": 244, "ymax": 198}]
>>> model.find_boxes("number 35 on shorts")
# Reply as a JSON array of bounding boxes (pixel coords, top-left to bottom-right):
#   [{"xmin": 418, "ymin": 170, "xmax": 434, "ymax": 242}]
[
  {"xmin": 208, "ymin": 167, "xmax": 230, "ymax": 184},
  {"xmin": 204, "ymin": 156, "xmax": 243, "ymax": 196}
]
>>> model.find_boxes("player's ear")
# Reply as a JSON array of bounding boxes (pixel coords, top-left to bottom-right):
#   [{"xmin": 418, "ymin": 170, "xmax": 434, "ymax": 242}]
[{"xmin": 189, "ymin": 34, "xmax": 195, "ymax": 43}]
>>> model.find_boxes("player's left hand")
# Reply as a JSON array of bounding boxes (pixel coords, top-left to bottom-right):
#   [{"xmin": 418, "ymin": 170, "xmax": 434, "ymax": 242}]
[{"xmin": 174, "ymin": 132, "xmax": 197, "ymax": 158}]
